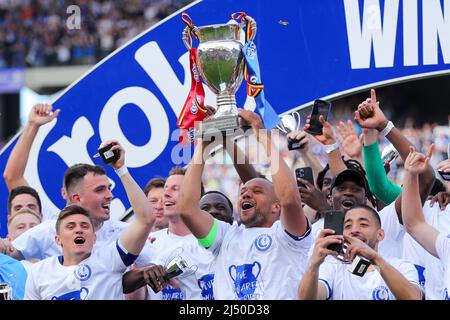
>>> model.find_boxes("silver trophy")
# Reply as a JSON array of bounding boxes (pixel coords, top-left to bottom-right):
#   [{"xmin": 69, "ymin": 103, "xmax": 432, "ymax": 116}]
[
  {"xmin": 0, "ymin": 282, "xmax": 12, "ymax": 300},
  {"xmin": 276, "ymin": 112, "xmax": 303, "ymax": 150},
  {"xmin": 163, "ymin": 248, "xmax": 197, "ymax": 280},
  {"xmin": 381, "ymin": 144, "xmax": 399, "ymax": 165},
  {"xmin": 183, "ymin": 17, "xmax": 256, "ymax": 138}
]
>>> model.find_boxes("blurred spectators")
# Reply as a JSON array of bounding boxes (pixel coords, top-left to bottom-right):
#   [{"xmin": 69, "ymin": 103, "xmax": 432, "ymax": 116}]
[{"xmin": 0, "ymin": 0, "xmax": 193, "ymax": 67}]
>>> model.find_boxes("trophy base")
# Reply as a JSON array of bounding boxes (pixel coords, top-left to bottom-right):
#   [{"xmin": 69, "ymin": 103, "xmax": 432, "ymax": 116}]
[{"xmin": 195, "ymin": 115, "xmax": 251, "ymax": 139}]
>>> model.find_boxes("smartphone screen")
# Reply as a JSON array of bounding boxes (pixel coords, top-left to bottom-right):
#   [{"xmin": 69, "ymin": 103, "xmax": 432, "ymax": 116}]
[
  {"xmin": 306, "ymin": 99, "xmax": 331, "ymax": 135},
  {"xmin": 324, "ymin": 210, "xmax": 344, "ymax": 252},
  {"xmin": 296, "ymin": 167, "xmax": 314, "ymax": 188}
]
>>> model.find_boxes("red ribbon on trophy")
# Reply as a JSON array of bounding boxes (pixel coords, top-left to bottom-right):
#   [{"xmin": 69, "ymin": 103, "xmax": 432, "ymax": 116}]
[{"xmin": 177, "ymin": 13, "xmax": 206, "ymax": 144}]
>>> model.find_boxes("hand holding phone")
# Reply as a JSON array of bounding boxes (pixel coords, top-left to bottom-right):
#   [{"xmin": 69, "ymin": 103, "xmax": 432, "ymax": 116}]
[
  {"xmin": 296, "ymin": 167, "xmax": 314, "ymax": 188},
  {"xmin": 324, "ymin": 210, "xmax": 344, "ymax": 253},
  {"xmin": 305, "ymin": 99, "xmax": 331, "ymax": 135}
]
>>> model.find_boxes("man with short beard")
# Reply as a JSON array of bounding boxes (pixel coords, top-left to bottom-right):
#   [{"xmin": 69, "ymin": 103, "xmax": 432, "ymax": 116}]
[
  {"xmin": 298, "ymin": 204, "xmax": 422, "ymax": 300},
  {"xmin": 2, "ymin": 141, "xmax": 155, "ymax": 266},
  {"xmin": 178, "ymin": 110, "xmax": 311, "ymax": 300}
]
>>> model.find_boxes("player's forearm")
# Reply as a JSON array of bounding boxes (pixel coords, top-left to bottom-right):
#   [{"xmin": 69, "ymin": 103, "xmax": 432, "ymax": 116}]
[
  {"xmin": 373, "ymin": 256, "xmax": 421, "ymax": 300},
  {"xmin": 225, "ymin": 137, "xmax": 258, "ymax": 183},
  {"xmin": 300, "ymin": 149, "xmax": 323, "ymax": 180},
  {"xmin": 401, "ymin": 172, "xmax": 425, "ymax": 233},
  {"xmin": 122, "ymin": 269, "xmax": 146, "ymax": 293},
  {"xmin": 298, "ymin": 266, "xmax": 321, "ymax": 300},
  {"xmin": 327, "ymin": 149, "xmax": 347, "ymax": 176},
  {"xmin": 179, "ymin": 145, "xmax": 205, "ymax": 216},
  {"xmin": 3, "ymin": 123, "xmax": 39, "ymax": 189},
  {"xmin": 121, "ymin": 172, "xmax": 153, "ymax": 226},
  {"xmin": 363, "ymin": 141, "xmax": 401, "ymax": 204}
]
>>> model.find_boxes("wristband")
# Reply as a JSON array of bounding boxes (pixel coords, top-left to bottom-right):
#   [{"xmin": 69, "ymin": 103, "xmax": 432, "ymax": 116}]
[
  {"xmin": 379, "ymin": 121, "xmax": 394, "ymax": 137},
  {"xmin": 115, "ymin": 166, "xmax": 128, "ymax": 177},
  {"xmin": 323, "ymin": 142, "xmax": 340, "ymax": 154}
]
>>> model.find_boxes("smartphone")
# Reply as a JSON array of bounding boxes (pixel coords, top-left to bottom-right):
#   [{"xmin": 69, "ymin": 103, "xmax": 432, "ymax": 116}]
[
  {"xmin": 305, "ymin": 99, "xmax": 332, "ymax": 135},
  {"xmin": 296, "ymin": 167, "xmax": 314, "ymax": 188},
  {"xmin": 324, "ymin": 210, "xmax": 344, "ymax": 252},
  {"xmin": 438, "ymin": 170, "xmax": 450, "ymax": 181}
]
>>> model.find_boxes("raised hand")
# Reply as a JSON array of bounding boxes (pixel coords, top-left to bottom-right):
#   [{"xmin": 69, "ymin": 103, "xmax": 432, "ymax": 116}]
[
  {"xmin": 28, "ymin": 104, "xmax": 60, "ymax": 127},
  {"xmin": 237, "ymin": 109, "xmax": 265, "ymax": 132},
  {"xmin": 101, "ymin": 139, "xmax": 126, "ymax": 170},
  {"xmin": 354, "ymin": 89, "xmax": 388, "ymax": 131},
  {"xmin": 287, "ymin": 130, "xmax": 310, "ymax": 151},
  {"xmin": 337, "ymin": 120, "xmax": 363, "ymax": 158},
  {"xmin": 297, "ymin": 178, "xmax": 330, "ymax": 213},
  {"xmin": 309, "ymin": 229, "xmax": 343, "ymax": 267},
  {"xmin": 404, "ymin": 145, "xmax": 434, "ymax": 176},
  {"xmin": 343, "ymin": 235, "xmax": 378, "ymax": 262},
  {"xmin": 304, "ymin": 115, "xmax": 336, "ymax": 145}
]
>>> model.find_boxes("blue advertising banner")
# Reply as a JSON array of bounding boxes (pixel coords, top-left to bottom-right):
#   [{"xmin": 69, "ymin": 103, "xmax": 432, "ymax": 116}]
[{"xmin": 1, "ymin": 0, "xmax": 450, "ymax": 236}]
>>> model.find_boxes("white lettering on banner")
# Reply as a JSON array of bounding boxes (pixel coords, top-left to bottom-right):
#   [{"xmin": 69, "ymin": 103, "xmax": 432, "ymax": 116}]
[
  {"xmin": 47, "ymin": 117, "xmax": 126, "ymax": 220},
  {"xmin": 344, "ymin": 0, "xmax": 450, "ymax": 69},
  {"xmin": 99, "ymin": 86, "xmax": 170, "ymax": 168},
  {"xmin": 134, "ymin": 41, "xmax": 216, "ymax": 115},
  {"xmin": 344, "ymin": 0, "xmax": 399, "ymax": 69},
  {"xmin": 403, "ymin": 0, "xmax": 418, "ymax": 66},
  {"xmin": 423, "ymin": 0, "xmax": 450, "ymax": 65}
]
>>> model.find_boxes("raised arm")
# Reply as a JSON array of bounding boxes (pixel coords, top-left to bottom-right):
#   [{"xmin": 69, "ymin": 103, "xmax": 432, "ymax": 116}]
[
  {"xmin": 178, "ymin": 140, "xmax": 214, "ymax": 239},
  {"xmin": 304, "ymin": 115, "xmax": 347, "ymax": 175},
  {"xmin": 363, "ymin": 128, "xmax": 401, "ymax": 205},
  {"xmin": 224, "ymin": 136, "xmax": 258, "ymax": 183},
  {"xmin": 3, "ymin": 104, "xmax": 60, "ymax": 190},
  {"xmin": 298, "ymin": 229, "xmax": 342, "ymax": 300},
  {"xmin": 401, "ymin": 146, "xmax": 439, "ymax": 258},
  {"xmin": 336, "ymin": 120, "xmax": 364, "ymax": 165},
  {"xmin": 239, "ymin": 109, "xmax": 307, "ymax": 236},
  {"xmin": 355, "ymin": 89, "xmax": 436, "ymax": 222},
  {"xmin": 286, "ymin": 131, "xmax": 324, "ymax": 178},
  {"xmin": 106, "ymin": 140, "xmax": 154, "ymax": 255}
]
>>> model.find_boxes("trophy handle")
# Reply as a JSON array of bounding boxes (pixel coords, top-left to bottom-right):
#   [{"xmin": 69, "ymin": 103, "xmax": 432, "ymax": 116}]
[
  {"xmin": 244, "ymin": 15, "xmax": 257, "ymax": 41},
  {"xmin": 231, "ymin": 12, "xmax": 257, "ymax": 41},
  {"xmin": 293, "ymin": 111, "xmax": 302, "ymax": 131},
  {"xmin": 181, "ymin": 12, "xmax": 199, "ymax": 50}
]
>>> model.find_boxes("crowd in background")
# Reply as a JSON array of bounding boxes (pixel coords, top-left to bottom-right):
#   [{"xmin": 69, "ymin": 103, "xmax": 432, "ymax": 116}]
[{"xmin": 0, "ymin": 0, "xmax": 193, "ymax": 67}]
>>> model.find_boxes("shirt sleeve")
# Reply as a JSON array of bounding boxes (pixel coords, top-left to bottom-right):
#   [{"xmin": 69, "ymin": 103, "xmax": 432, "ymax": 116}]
[
  {"xmin": 206, "ymin": 219, "xmax": 232, "ymax": 256},
  {"xmin": 275, "ymin": 218, "xmax": 312, "ymax": 253},
  {"xmin": 363, "ymin": 141, "xmax": 402, "ymax": 205},
  {"xmin": 435, "ymin": 233, "xmax": 450, "ymax": 264},
  {"xmin": 402, "ymin": 233, "xmax": 426, "ymax": 287},
  {"xmin": 395, "ymin": 259, "xmax": 421, "ymax": 288},
  {"xmin": 24, "ymin": 265, "xmax": 40, "ymax": 300},
  {"xmin": 318, "ymin": 259, "xmax": 336, "ymax": 300}
]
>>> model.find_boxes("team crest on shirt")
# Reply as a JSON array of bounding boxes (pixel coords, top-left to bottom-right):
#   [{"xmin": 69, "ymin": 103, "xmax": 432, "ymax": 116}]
[
  {"xmin": 444, "ymin": 288, "xmax": 450, "ymax": 300},
  {"xmin": 254, "ymin": 234, "xmax": 272, "ymax": 252},
  {"xmin": 74, "ymin": 264, "xmax": 92, "ymax": 281},
  {"xmin": 372, "ymin": 286, "xmax": 391, "ymax": 300}
]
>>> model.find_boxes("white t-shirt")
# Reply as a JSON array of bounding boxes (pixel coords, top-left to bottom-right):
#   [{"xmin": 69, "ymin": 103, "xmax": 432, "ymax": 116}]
[
  {"xmin": 208, "ymin": 219, "xmax": 312, "ymax": 300},
  {"xmin": 377, "ymin": 202, "xmax": 405, "ymax": 259},
  {"xmin": 147, "ymin": 228, "xmax": 215, "ymax": 300},
  {"xmin": 318, "ymin": 257, "xmax": 420, "ymax": 300},
  {"xmin": 309, "ymin": 218, "xmax": 324, "ymax": 257},
  {"xmin": 25, "ymin": 240, "xmax": 133, "ymax": 300},
  {"xmin": 402, "ymin": 201, "xmax": 450, "ymax": 299},
  {"xmin": 12, "ymin": 219, "xmax": 155, "ymax": 266},
  {"xmin": 435, "ymin": 233, "xmax": 450, "ymax": 300},
  {"xmin": 309, "ymin": 203, "xmax": 404, "ymax": 259}
]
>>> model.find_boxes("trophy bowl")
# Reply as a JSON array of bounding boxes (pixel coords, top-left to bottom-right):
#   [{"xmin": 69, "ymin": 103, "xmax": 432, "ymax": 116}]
[{"xmin": 183, "ymin": 22, "xmax": 251, "ymax": 138}]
